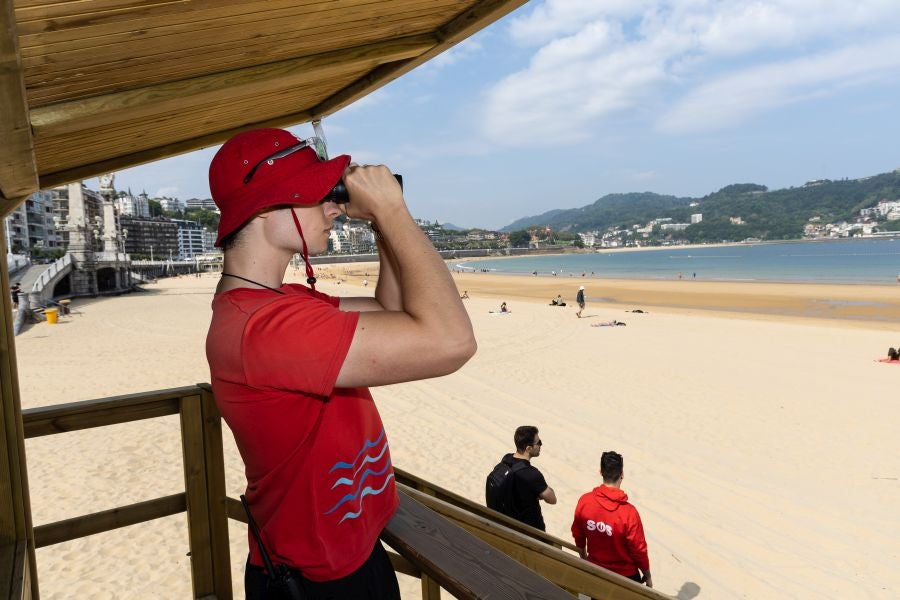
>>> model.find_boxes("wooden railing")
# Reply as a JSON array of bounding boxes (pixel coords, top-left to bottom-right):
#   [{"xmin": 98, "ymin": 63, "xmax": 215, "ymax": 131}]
[
  {"xmin": 20, "ymin": 385, "xmax": 669, "ymax": 599},
  {"xmin": 394, "ymin": 467, "xmax": 581, "ymax": 553}
]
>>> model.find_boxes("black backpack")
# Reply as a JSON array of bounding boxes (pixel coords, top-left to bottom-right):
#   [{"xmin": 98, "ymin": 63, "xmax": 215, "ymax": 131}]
[{"xmin": 485, "ymin": 460, "xmax": 527, "ymax": 515}]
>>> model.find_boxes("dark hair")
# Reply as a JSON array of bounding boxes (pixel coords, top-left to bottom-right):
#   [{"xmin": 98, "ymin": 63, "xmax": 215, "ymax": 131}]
[
  {"xmin": 600, "ymin": 451, "xmax": 624, "ymax": 483},
  {"xmin": 514, "ymin": 426, "xmax": 539, "ymax": 452}
]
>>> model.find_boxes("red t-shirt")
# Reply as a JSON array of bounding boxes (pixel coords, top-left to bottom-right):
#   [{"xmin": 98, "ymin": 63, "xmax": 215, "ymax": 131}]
[
  {"xmin": 206, "ymin": 284, "xmax": 398, "ymax": 581},
  {"xmin": 571, "ymin": 485, "xmax": 649, "ymax": 577}
]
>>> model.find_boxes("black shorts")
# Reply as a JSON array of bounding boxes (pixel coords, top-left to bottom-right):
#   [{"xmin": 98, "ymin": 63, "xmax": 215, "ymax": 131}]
[{"xmin": 245, "ymin": 540, "xmax": 401, "ymax": 600}]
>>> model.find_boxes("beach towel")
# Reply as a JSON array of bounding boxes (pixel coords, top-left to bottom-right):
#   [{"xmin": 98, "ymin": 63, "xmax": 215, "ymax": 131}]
[{"xmin": 877, "ymin": 358, "xmax": 900, "ymax": 365}]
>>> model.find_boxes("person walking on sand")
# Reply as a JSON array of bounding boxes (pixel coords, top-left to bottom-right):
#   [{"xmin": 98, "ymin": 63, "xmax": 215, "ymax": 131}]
[
  {"xmin": 486, "ymin": 426, "xmax": 556, "ymax": 531},
  {"xmin": 571, "ymin": 451, "xmax": 652, "ymax": 588},
  {"xmin": 205, "ymin": 127, "xmax": 476, "ymax": 599},
  {"xmin": 576, "ymin": 285, "xmax": 586, "ymax": 318}
]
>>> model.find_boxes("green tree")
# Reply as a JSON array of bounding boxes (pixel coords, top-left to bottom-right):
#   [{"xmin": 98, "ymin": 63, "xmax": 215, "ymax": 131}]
[
  {"xmin": 508, "ymin": 230, "xmax": 531, "ymax": 248},
  {"xmin": 148, "ymin": 199, "xmax": 163, "ymax": 217}
]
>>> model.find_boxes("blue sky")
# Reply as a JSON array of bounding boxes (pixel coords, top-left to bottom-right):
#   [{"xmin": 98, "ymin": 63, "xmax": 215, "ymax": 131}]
[{"xmin": 91, "ymin": 0, "xmax": 900, "ymax": 231}]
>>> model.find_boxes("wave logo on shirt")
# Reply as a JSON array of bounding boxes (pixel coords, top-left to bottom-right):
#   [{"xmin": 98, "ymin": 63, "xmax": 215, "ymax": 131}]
[{"xmin": 324, "ymin": 428, "xmax": 395, "ymax": 524}]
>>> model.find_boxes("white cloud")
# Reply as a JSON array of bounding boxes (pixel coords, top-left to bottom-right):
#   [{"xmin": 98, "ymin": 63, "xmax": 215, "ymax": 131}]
[
  {"xmin": 430, "ymin": 38, "xmax": 484, "ymax": 69},
  {"xmin": 482, "ymin": 0, "xmax": 900, "ymax": 144},
  {"xmin": 659, "ymin": 36, "xmax": 900, "ymax": 133},
  {"xmin": 154, "ymin": 186, "xmax": 179, "ymax": 198},
  {"xmin": 508, "ymin": 0, "xmax": 652, "ymax": 46}
]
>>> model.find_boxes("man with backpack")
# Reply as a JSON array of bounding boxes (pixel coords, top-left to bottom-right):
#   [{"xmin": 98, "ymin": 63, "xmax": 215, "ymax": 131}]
[{"xmin": 485, "ymin": 426, "xmax": 556, "ymax": 531}]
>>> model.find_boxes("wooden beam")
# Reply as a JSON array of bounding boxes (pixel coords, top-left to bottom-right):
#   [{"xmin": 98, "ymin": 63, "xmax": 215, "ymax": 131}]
[
  {"xmin": 21, "ymin": 387, "xmax": 195, "ymax": 438},
  {"xmin": 394, "ymin": 467, "xmax": 580, "ymax": 552},
  {"xmin": 180, "ymin": 394, "xmax": 215, "ymax": 597},
  {"xmin": 0, "ymin": 0, "xmax": 38, "ymax": 214},
  {"xmin": 33, "ymin": 493, "xmax": 186, "ymax": 548},
  {"xmin": 197, "ymin": 385, "xmax": 232, "ymax": 599},
  {"xmin": 400, "ymin": 486, "xmax": 670, "ymax": 600},
  {"xmin": 383, "ymin": 493, "xmax": 571, "ymax": 600},
  {"xmin": 0, "ymin": 225, "xmax": 37, "ymax": 598},
  {"xmin": 29, "ymin": 33, "xmax": 433, "ymax": 139},
  {"xmin": 35, "ymin": 104, "xmax": 322, "ymax": 188},
  {"xmin": 312, "ymin": 0, "xmax": 530, "ymax": 117}
]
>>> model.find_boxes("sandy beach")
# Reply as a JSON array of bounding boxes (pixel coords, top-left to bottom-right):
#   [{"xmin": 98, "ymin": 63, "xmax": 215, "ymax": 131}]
[{"xmin": 13, "ymin": 264, "xmax": 899, "ymax": 599}]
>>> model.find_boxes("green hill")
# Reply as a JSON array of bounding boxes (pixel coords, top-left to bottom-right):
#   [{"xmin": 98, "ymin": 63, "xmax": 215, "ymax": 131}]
[{"xmin": 501, "ymin": 170, "xmax": 900, "ymax": 242}]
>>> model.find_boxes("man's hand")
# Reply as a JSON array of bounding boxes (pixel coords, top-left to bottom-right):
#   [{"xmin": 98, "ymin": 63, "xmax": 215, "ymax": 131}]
[
  {"xmin": 342, "ymin": 164, "xmax": 404, "ymax": 223},
  {"xmin": 642, "ymin": 573, "xmax": 653, "ymax": 588},
  {"xmin": 577, "ymin": 547, "xmax": 587, "ymax": 560}
]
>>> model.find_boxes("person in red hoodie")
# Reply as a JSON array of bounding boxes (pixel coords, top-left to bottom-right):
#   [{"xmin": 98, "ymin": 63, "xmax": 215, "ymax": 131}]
[{"xmin": 571, "ymin": 451, "xmax": 652, "ymax": 587}]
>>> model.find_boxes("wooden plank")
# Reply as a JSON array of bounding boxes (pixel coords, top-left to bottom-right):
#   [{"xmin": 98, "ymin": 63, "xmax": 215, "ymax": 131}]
[
  {"xmin": 384, "ymin": 493, "xmax": 571, "ymax": 600},
  {"xmin": 20, "ymin": 387, "xmax": 194, "ymax": 438},
  {"xmin": 198, "ymin": 385, "xmax": 232, "ymax": 599},
  {"xmin": 394, "ymin": 467, "xmax": 580, "ymax": 552},
  {"xmin": 0, "ymin": 539, "xmax": 28, "ymax": 599},
  {"xmin": 224, "ymin": 496, "xmax": 244, "ymax": 524},
  {"xmin": 0, "ymin": 227, "xmax": 38, "ymax": 598},
  {"xmin": 17, "ymin": 0, "xmax": 460, "ymax": 42},
  {"xmin": 400, "ymin": 486, "xmax": 669, "ymax": 600},
  {"xmin": 34, "ymin": 84, "xmax": 355, "ymax": 188},
  {"xmin": 33, "ymin": 493, "xmax": 186, "ymax": 548},
  {"xmin": 313, "ymin": 0, "xmax": 530, "ymax": 118},
  {"xmin": 23, "ymin": 29, "xmax": 444, "ymax": 109},
  {"xmin": 0, "ymin": 541, "xmax": 12, "ymax": 598},
  {"xmin": 32, "ymin": 80, "xmax": 345, "ymax": 174},
  {"xmin": 24, "ymin": 19, "xmax": 441, "ymax": 107},
  {"xmin": 180, "ymin": 394, "xmax": 215, "ymax": 597},
  {"xmin": 0, "ymin": 0, "xmax": 38, "ymax": 206},
  {"xmin": 19, "ymin": 3, "xmax": 455, "ymax": 78},
  {"xmin": 29, "ymin": 33, "xmax": 433, "ymax": 138}
]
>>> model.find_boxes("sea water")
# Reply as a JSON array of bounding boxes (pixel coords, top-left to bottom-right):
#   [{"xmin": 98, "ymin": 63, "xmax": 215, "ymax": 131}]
[{"xmin": 460, "ymin": 238, "xmax": 900, "ymax": 284}]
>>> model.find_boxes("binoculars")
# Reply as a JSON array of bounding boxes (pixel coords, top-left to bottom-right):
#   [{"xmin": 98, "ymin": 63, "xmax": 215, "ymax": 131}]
[{"xmin": 325, "ymin": 174, "xmax": 403, "ymax": 204}]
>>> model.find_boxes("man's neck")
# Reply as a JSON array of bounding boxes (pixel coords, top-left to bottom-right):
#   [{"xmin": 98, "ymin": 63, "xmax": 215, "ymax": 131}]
[
  {"xmin": 512, "ymin": 451, "xmax": 531, "ymax": 461},
  {"xmin": 218, "ymin": 247, "xmax": 292, "ymax": 293},
  {"xmin": 603, "ymin": 480, "xmax": 621, "ymax": 489}
]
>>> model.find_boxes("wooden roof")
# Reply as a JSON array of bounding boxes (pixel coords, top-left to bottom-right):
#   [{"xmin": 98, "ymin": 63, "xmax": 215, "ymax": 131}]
[{"xmin": 0, "ymin": 0, "xmax": 528, "ymax": 218}]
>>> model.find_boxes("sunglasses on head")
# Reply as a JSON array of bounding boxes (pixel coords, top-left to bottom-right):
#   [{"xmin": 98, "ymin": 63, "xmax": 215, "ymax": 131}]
[{"xmin": 243, "ymin": 136, "xmax": 328, "ymax": 184}]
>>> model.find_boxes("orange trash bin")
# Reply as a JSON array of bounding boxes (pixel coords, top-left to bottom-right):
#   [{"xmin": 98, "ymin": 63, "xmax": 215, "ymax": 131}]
[{"xmin": 45, "ymin": 308, "xmax": 59, "ymax": 324}]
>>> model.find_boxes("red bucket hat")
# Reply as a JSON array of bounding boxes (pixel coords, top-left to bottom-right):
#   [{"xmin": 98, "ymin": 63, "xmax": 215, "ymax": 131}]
[{"xmin": 209, "ymin": 128, "xmax": 350, "ymax": 246}]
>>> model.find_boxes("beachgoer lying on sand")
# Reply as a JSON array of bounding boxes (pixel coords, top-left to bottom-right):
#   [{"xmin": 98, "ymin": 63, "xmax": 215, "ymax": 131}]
[
  {"xmin": 460, "ymin": 290, "xmax": 469, "ymax": 299},
  {"xmin": 549, "ymin": 295, "xmax": 566, "ymax": 306},
  {"xmin": 888, "ymin": 347, "xmax": 899, "ymax": 361},
  {"xmin": 591, "ymin": 320, "xmax": 626, "ymax": 327},
  {"xmin": 489, "ymin": 302, "xmax": 512, "ymax": 314},
  {"xmin": 628, "ymin": 309, "xmax": 647, "ymax": 313}
]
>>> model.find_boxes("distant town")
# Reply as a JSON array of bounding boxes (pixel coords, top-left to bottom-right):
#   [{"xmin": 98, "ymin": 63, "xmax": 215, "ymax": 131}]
[{"xmin": 6, "ymin": 175, "xmax": 900, "ymax": 267}]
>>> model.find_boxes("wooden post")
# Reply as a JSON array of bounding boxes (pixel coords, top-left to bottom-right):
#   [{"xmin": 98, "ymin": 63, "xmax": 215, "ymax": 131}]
[
  {"xmin": 198, "ymin": 384, "xmax": 232, "ymax": 599},
  {"xmin": 421, "ymin": 574, "xmax": 441, "ymax": 599},
  {"xmin": 0, "ymin": 225, "xmax": 38, "ymax": 599},
  {"xmin": 180, "ymin": 394, "xmax": 215, "ymax": 598}
]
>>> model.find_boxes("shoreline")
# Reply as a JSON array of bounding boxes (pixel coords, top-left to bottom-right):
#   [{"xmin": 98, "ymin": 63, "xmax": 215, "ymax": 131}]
[{"xmin": 322, "ymin": 262, "xmax": 900, "ymax": 328}]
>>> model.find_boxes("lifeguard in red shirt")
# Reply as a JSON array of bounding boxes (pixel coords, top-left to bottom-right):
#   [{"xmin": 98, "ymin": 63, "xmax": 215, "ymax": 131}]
[
  {"xmin": 571, "ymin": 451, "xmax": 652, "ymax": 588},
  {"xmin": 206, "ymin": 126, "xmax": 476, "ymax": 599}
]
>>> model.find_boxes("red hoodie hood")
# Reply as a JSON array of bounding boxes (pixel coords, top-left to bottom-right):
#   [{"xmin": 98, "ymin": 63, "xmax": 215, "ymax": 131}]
[{"xmin": 592, "ymin": 484, "xmax": 629, "ymax": 511}]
